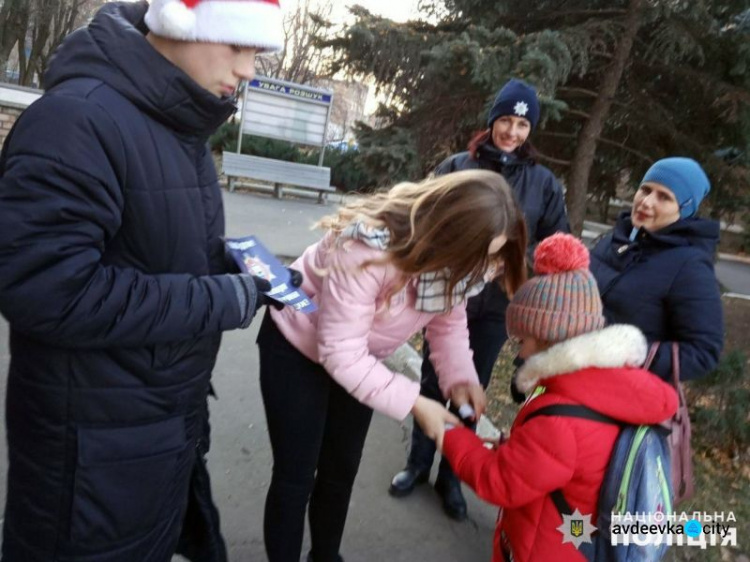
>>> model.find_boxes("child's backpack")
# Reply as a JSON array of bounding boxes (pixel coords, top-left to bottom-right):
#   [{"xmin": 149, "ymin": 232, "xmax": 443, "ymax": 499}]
[{"xmin": 523, "ymin": 404, "xmax": 673, "ymax": 562}]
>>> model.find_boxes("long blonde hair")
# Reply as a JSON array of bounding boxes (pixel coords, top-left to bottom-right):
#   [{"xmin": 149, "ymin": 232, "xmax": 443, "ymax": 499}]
[{"xmin": 318, "ymin": 170, "xmax": 528, "ymax": 306}]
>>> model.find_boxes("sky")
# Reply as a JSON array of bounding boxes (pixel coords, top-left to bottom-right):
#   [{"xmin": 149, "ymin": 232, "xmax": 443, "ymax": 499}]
[
  {"xmin": 282, "ymin": 0, "xmax": 421, "ymax": 23},
  {"xmin": 277, "ymin": 0, "xmax": 422, "ymax": 114}
]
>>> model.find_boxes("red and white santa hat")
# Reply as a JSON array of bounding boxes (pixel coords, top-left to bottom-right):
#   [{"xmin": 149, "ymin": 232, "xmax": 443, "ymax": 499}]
[{"xmin": 145, "ymin": 0, "xmax": 284, "ymax": 52}]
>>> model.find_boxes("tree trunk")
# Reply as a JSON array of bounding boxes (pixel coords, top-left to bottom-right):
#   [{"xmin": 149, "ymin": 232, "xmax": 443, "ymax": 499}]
[
  {"xmin": 16, "ymin": 0, "xmax": 90, "ymax": 86},
  {"xmin": 0, "ymin": 0, "xmax": 30, "ymax": 77},
  {"xmin": 564, "ymin": 0, "xmax": 644, "ymax": 235}
]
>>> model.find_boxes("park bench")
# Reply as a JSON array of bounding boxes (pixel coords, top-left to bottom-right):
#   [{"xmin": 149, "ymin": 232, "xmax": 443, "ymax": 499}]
[{"xmin": 222, "ymin": 151, "xmax": 335, "ymax": 204}]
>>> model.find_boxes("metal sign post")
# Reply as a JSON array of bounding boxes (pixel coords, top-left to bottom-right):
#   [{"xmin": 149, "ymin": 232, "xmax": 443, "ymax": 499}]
[
  {"xmin": 238, "ymin": 75, "xmax": 334, "ymax": 167},
  {"xmin": 318, "ymin": 98, "xmax": 334, "ymax": 166},
  {"xmin": 236, "ymin": 81, "xmax": 251, "ymax": 155}
]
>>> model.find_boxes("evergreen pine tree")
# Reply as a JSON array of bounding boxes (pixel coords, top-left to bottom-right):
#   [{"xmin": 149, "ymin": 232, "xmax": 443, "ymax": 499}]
[{"xmin": 321, "ymin": 0, "xmax": 750, "ymax": 233}]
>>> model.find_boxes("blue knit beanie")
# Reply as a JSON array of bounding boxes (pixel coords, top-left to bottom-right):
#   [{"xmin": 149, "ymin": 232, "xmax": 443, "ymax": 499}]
[
  {"xmin": 487, "ymin": 79, "xmax": 540, "ymax": 131},
  {"xmin": 641, "ymin": 157, "xmax": 711, "ymax": 219}
]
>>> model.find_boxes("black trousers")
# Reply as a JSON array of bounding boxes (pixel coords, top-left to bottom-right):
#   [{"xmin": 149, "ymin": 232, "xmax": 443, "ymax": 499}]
[
  {"xmin": 407, "ymin": 283, "xmax": 509, "ymax": 481},
  {"xmin": 257, "ymin": 312, "xmax": 373, "ymax": 562}
]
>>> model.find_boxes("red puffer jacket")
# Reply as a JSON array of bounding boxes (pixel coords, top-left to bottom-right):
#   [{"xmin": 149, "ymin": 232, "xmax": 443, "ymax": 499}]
[{"xmin": 443, "ymin": 325, "xmax": 678, "ymax": 562}]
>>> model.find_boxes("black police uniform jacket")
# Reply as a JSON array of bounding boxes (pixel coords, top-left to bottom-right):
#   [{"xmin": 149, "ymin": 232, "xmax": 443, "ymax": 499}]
[{"xmin": 435, "ymin": 142, "xmax": 570, "ymax": 321}]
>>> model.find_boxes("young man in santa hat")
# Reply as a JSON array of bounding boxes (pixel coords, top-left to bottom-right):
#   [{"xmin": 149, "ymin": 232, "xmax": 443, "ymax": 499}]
[{"xmin": 0, "ymin": 1, "xmax": 283, "ymax": 560}]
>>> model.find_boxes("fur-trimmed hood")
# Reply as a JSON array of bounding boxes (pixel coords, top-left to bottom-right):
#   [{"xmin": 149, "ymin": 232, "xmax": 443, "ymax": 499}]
[
  {"xmin": 516, "ymin": 324, "xmax": 647, "ymax": 392},
  {"xmin": 516, "ymin": 325, "xmax": 677, "ymax": 426}
]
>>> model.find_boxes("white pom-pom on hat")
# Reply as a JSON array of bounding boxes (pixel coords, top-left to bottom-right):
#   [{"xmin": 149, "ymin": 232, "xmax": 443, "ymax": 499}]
[{"xmin": 159, "ymin": 0, "xmax": 197, "ymax": 39}]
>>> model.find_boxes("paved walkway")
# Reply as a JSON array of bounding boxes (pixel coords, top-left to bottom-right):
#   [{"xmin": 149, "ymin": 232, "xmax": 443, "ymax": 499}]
[{"xmin": 223, "ymin": 189, "xmax": 332, "ymax": 258}]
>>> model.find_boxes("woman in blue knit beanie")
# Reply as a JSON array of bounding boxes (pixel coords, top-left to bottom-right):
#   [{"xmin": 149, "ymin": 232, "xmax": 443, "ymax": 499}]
[
  {"xmin": 590, "ymin": 157, "xmax": 724, "ymax": 383},
  {"xmin": 388, "ymin": 78, "xmax": 570, "ymax": 521}
]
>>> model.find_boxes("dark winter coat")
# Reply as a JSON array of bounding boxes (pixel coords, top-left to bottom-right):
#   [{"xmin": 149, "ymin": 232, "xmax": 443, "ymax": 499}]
[
  {"xmin": 590, "ymin": 211, "xmax": 724, "ymax": 381},
  {"xmin": 0, "ymin": 3, "xmax": 247, "ymax": 561},
  {"xmin": 435, "ymin": 142, "xmax": 569, "ymax": 320},
  {"xmin": 443, "ymin": 325, "xmax": 678, "ymax": 562}
]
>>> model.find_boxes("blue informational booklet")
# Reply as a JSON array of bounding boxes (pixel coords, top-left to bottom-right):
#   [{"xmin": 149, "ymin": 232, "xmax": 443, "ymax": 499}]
[{"xmin": 225, "ymin": 236, "xmax": 317, "ymax": 314}]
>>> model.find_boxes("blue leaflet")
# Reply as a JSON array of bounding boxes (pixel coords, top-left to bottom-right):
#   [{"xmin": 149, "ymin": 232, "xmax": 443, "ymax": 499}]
[{"xmin": 226, "ymin": 236, "xmax": 317, "ymax": 314}]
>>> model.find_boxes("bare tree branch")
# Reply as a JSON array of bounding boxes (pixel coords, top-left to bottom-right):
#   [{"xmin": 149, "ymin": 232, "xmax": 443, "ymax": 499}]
[
  {"xmin": 255, "ymin": 0, "xmax": 333, "ymax": 83},
  {"xmin": 557, "ymin": 86, "xmax": 599, "ymax": 98},
  {"xmin": 538, "ymin": 130, "xmax": 653, "ymax": 163}
]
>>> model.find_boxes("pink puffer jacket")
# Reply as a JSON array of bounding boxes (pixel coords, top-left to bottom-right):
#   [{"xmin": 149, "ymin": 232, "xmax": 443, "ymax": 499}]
[{"xmin": 270, "ymin": 234, "xmax": 480, "ymax": 420}]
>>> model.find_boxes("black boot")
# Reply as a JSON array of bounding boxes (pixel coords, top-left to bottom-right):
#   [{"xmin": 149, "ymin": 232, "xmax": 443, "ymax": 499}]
[
  {"xmin": 388, "ymin": 465, "xmax": 429, "ymax": 497},
  {"xmin": 389, "ymin": 414, "xmax": 436, "ymax": 497},
  {"xmin": 434, "ymin": 460, "xmax": 467, "ymax": 521}
]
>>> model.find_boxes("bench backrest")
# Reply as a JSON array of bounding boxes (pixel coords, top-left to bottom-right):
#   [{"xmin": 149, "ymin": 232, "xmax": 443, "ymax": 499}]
[{"xmin": 223, "ymin": 152, "xmax": 331, "ymax": 189}]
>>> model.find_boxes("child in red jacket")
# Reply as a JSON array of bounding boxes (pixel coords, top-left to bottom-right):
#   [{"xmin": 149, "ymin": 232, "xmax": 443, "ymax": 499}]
[{"xmin": 428, "ymin": 233, "xmax": 678, "ymax": 562}]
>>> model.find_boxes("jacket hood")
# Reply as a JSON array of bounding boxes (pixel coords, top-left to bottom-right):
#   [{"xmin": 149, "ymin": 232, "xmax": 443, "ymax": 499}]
[
  {"xmin": 43, "ymin": 1, "xmax": 235, "ymax": 137},
  {"xmin": 516, "ymin": 325, "xmax": 678, "ymax": 425},
  {"xmin": 612, "ymin": 210, "xmax": 720, "ymax": 257}
]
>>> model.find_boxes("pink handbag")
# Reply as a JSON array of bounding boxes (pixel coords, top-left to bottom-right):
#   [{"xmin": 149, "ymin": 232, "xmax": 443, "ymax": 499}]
[{"xmin": 644, "ymin": 342, "xmax": 695, "ymax": 506}]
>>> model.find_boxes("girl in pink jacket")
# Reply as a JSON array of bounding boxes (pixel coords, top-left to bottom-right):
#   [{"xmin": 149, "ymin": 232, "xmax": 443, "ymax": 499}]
[{"xmin": 256, "ymin": 169, "xmax": 528, "ymax": 562}]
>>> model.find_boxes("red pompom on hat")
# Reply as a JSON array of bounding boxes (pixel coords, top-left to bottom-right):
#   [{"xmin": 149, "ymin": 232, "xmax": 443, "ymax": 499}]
[
  {"xmin": 506, "ymin": 233, "xmax": 604, "ymax": 343},
  {"xmin": 533, "ymin": 232, "xmax": 590, "ymax": 275},
  {"xmin": 145, "ymin": 0, "xmax": 283, "ymax": 52}
]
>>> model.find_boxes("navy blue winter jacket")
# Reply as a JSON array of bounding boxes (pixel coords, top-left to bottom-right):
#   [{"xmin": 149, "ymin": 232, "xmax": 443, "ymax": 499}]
[
  {"xmin": 0, "ymin": 2, "xmax": 250, "ymax": 560},
  {"xmin": 435, "ymin": 142, "xmax": 569, "ymax": 319},
  {"xmin": 590, "ymin": 212, "xmax": 724, "ymax": 381}
]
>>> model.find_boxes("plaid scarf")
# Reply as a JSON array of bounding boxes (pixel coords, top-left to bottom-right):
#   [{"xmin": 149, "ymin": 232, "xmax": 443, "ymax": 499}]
[{"xmin": 340, "ymin": 222, "xmax": 486, "ymax": 313}]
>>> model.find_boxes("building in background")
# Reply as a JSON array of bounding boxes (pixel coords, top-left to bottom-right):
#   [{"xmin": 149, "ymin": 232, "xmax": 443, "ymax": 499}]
[{"xmin": 315, "ymin": 78, "xmax": 368, "ymax": 145}]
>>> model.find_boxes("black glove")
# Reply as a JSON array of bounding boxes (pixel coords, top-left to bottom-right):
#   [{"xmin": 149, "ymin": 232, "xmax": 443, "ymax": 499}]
[
  {"xmin": 252, "ymin": 268, "xmax": 304, "ymax": 312},
  {"xmin": 232, "ymin": 267, "xmax": 305, "ymax": 328},
  {"xmin": 288, "ymin": 267, "xmax": 303, "ymax": 288},
  {"xmin": 252, "ymin": 276, "xmax": 276, "ymax": 311}
]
